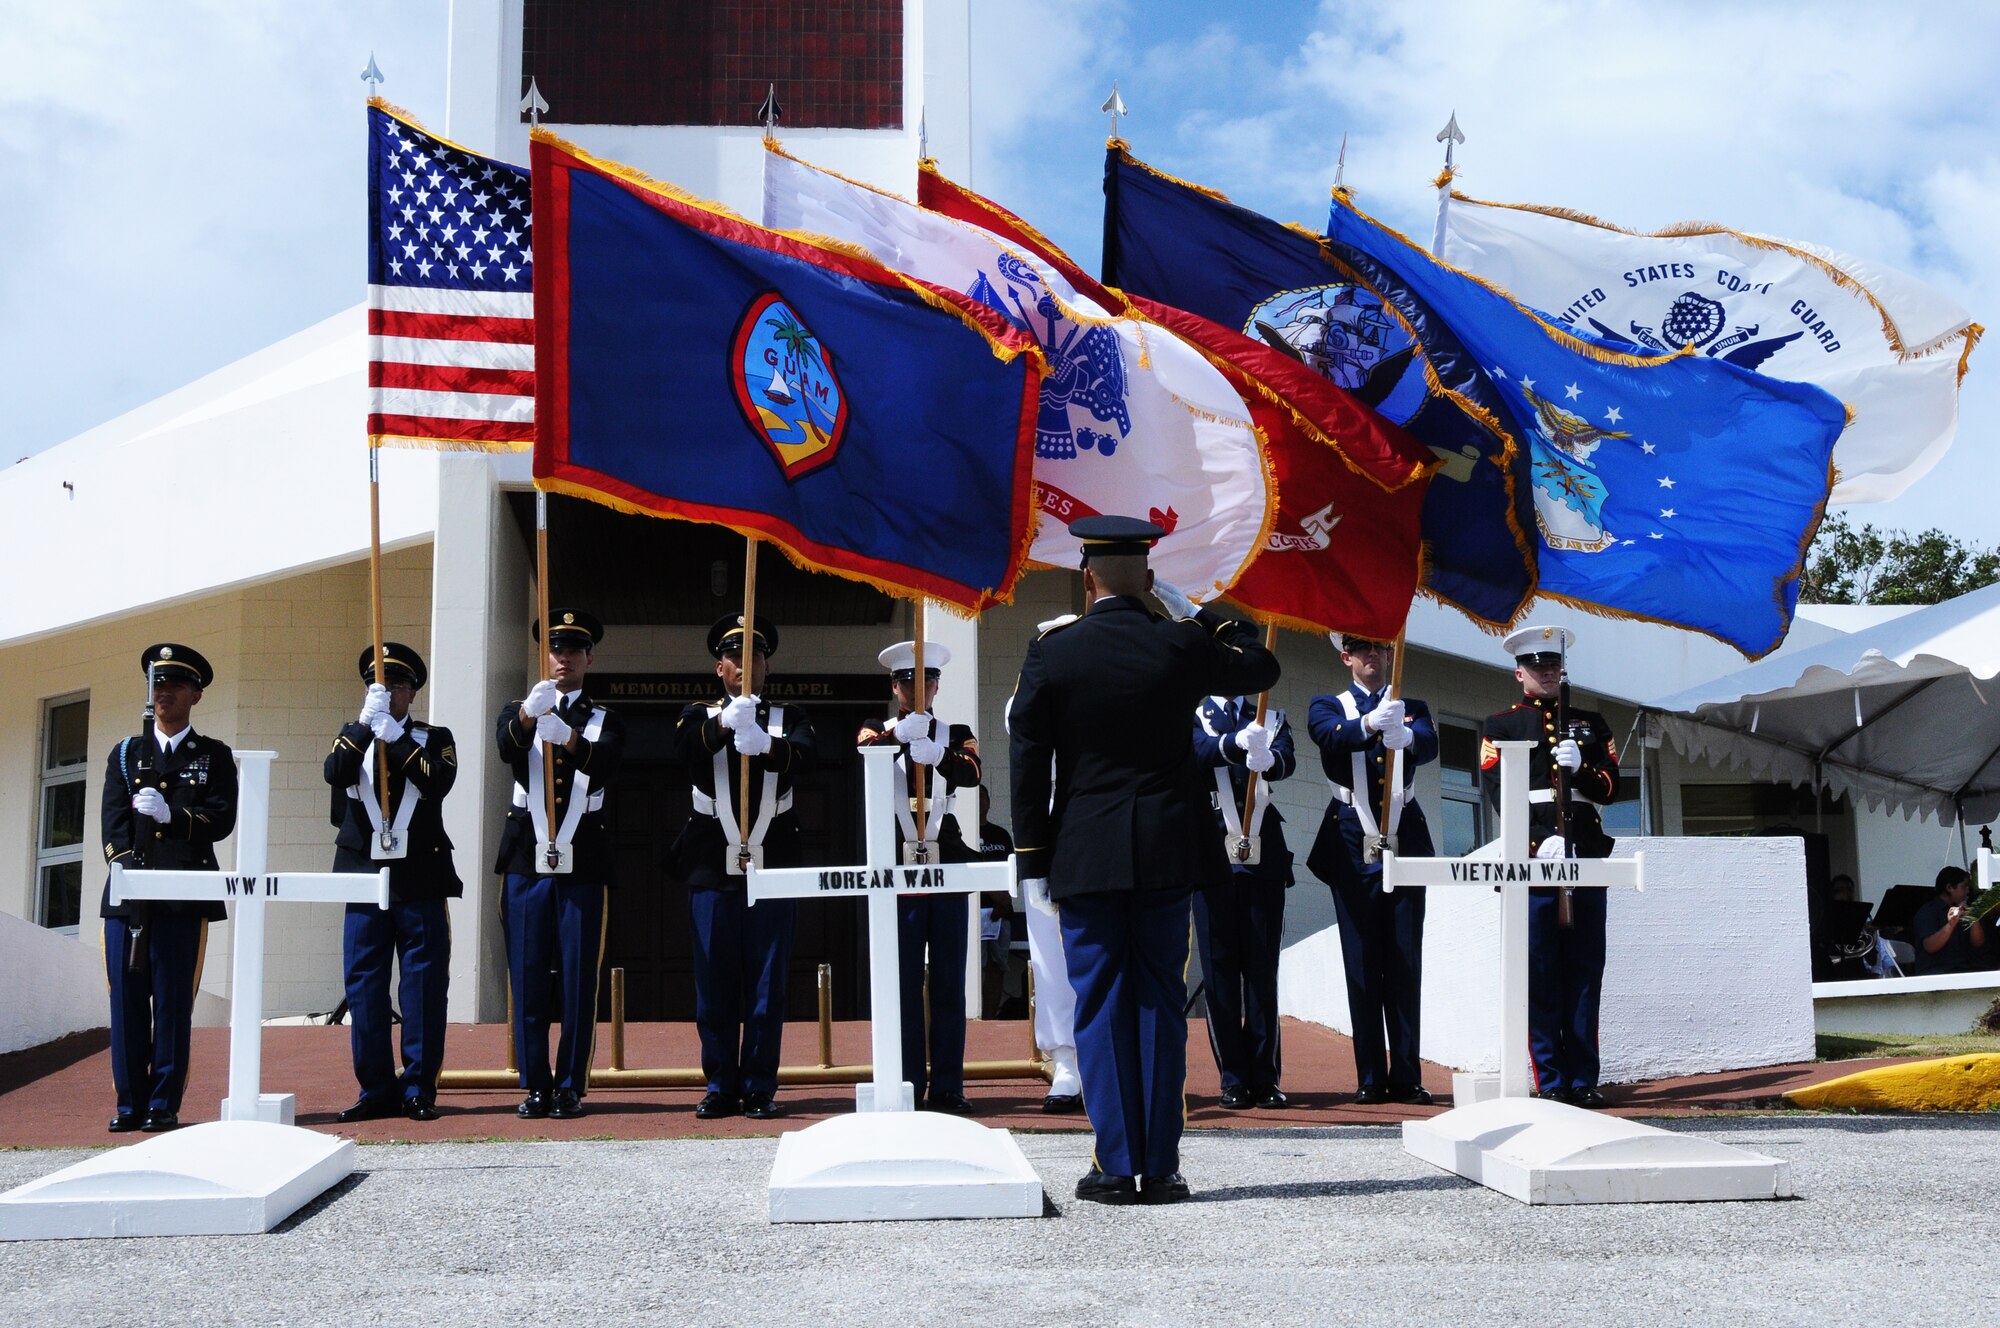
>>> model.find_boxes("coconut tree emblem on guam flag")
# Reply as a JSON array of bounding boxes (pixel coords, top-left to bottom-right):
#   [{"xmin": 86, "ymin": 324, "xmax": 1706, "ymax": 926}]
[{"xmin": 731, "ymin": 292, "xmax": 849, "ymax": 480}]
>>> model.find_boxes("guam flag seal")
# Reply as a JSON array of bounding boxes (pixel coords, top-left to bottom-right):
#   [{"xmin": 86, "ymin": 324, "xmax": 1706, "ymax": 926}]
[{"xmin": 530, "ymin": 132, "xmax": 1044, "ymax": 612}]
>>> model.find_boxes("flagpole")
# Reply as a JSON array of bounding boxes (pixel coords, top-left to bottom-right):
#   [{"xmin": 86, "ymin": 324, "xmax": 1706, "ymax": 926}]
[
  {"xmin": 912, "ymin": 602, "xmax": 928, "ymax": 861},
  {"xmin": 737, "ymin": 535, "xmax": 760, "ymax": 868},
  {"xmin": 1430, "ymin": 112, "xmax": 1464, "ymax": 258},
  {"xmin": 535, "ymin": 491, "xmax": 559, "ymax": 867},
  {"xmin": 361, "ymin": 53, "xmax": 392, "ymax": 847},
  {"xmin": 1377, "ymin": 629, "xmax": 1409, "ymax": 846},
  {"xmin": 1237, "ymin": 622, "xmax": 1279, "ymax": 847}
]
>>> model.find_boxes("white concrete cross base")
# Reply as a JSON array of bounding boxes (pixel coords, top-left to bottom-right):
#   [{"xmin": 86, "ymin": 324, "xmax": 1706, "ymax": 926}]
[
  {"xmin": 768, "ymin": 1112, "xmax": 1043, "ymax": 1222},
  {"xmin": 0, "ymin": 1122, "xmax": 355, "ymax": 1240},
  {"xmin": 1401, "ymin": 1098, "xmax": 1793, "ymax": 1205}
]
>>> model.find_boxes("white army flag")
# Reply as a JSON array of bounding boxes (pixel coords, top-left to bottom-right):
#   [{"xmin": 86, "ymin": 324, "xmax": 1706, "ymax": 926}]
[
  {"xmin": 762, "ymin": 143, "xmax": 1271, "ymax": 598},
  {"xmin": 1439, "ymin": 193, "xmax": 1980, "ymax": 504}
]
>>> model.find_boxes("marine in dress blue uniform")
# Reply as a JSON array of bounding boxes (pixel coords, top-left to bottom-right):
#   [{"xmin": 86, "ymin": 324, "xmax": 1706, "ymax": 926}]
[
  {"xmin": 1009, "ymin": 516, "xmax": 1281, "ymax": 1206},
  {"xmin": 1191, "ymin": 693, "xmax": 1296, "ymax": 1109},
  {"xmin": 99, "ymin": 644, "xmax": 237, "ymax": 1133},
  {"xmin": 495, "ymin": 610, "xmax": 626, "ymax": 1121},
  {"xmin": 1305, "ymin": 633, "xmax": 1439, "ymax": 1105},
  {"xmin": 324, "ymin": 643, "xmax": 460, "ymax": 1123},
  {"xmin": 1479, "ymin": 624, "xmax": 1621, "ymax": 1109},
  {"xmin": 670, "ymin": 614, "xmax": 818, "ymax": 1121},
  {"xmin": 858, "ymin": 640, "xmax": 982, "ymax": 1114}
]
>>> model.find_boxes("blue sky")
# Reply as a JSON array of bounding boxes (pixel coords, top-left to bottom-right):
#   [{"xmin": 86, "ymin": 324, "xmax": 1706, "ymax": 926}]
[{"xmin": 5, "ymin": 0, "xmax": 1995, "ymax": 542}]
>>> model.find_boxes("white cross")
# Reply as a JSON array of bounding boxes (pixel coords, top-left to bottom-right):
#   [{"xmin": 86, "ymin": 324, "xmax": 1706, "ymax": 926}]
[
  {"xmin": 1381, "ymin": 739, "xmax": 1645, "ymax": 1099},
  {"xmin": 110, "ymin": 751, "xmax": 391, "ymax": 1125},
  {"xmin": 748, "ymin": 744, "xmax": 1015, "ymax": 1111}
]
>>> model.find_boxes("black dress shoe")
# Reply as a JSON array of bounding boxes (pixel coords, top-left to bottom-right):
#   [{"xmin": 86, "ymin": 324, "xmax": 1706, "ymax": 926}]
[
  {"xmin": 403, "ymin": 1099, "xmax": 440, "ymax": 1122},
  {"xmin": 548, "ymin": 1089, "xmax": 586, "ymax": 1120},
  {"xmin": 517, "ymin": 1090, "xmax": 552, "ymax": 1120},
  {"xmin": 1074, "ymin": 1167, "xmax": 1138, "ymax": 1205},
  {"xmin": 694, "ymin": 1091, "xmax": 740, "ymax": 1120},
  {"xmin": 1534, "ymin": 1087, "xmax": 1573, "ymax": 1105},
  {"xmin": 1218, "ymin": 1086, "xmax": 1253, "ymax": 1110},
  {"xmin": 336, "ymin": 1097, "xmax": 402, "ymax": 1124},
  {"xmin": 1572, "ymin": 1087, "xmax": 1608, "ymax": 1109},
  {"xmin": 1041, "ymin": 1093, "xmax": 1083, "ymax": 1114},
  {"xmin": 108, "ymin": 1114, "xmax": 142, "ymax": 1134},
  {"xmin": 1139, "ymin": 1172, "xmax": 1192, "ymax": 1205},
  {"xmin": 741, "ymin": 1093, "xmax": 782, "ymax": 1120},
  {"xmin": 1254, "ymin": 1088, "xmax": 1290, "ymax": 1110},
  {"xmin": 140, "ymin": 1110, "xmax": 179, "ymax": 1133},
  {"xmin": 925, "ymin": 1091, "xmax": 975, "ymax": 1116},
  {"xmin": 1386, "ymin": 1084, "xmax": 1434, "ymax": 1106},
  {"xmin": 1353, "ymin": 1086, "xmax": 1390, "ymax": 1105}
]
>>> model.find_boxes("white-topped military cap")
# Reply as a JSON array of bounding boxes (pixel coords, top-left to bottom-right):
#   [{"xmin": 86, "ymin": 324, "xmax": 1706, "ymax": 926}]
[
  {"xmin": 1502, "ymin": 623, "xmax": 1575, "ymax": 664},
  {"xmin": 877, "ymin": 640, "xmax": 952, "ymax": 678}
]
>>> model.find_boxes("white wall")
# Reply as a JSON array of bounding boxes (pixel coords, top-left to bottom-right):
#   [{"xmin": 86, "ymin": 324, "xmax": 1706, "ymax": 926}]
[
  {"xmin": 1279, "ymin": 836, "xmax": 1817, "ymax": 1081},
  {"xmin": 0, "ymin": 911, "xmax": 108, "ymax": 1054}
]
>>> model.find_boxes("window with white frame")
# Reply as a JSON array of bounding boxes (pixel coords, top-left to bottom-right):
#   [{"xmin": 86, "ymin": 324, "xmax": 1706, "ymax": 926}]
[
  {"xmin": 36, "ymin": 694, "xmax": 90, "ymax": 931},
  {"xmin": 1436, "ymin": 718, "xmax": 1487, "ymax": 857}
]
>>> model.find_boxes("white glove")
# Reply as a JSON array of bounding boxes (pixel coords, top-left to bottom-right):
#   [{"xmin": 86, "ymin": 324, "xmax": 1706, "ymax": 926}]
[
  {"xmin": 718, "ymin": 694, "xmax": 759, "ymax": 732},
  {"xmin": 132, "ymin": 787, "xmax": 171, "ymax": 824},
  {"xmin": 358, "ymin": 683, "xmax": 391, "ymax": 728},
  {"xmin": 370, "ymin": 710, "xmax": 407, "ymax": 744},
  {"xmin": 1244, "ymin": 744, "xmax": 1276, "ymax": 773},
  {"xmin": 1365, "ymin": 698, "xmax": 1406, "ymax": 733},
  {"xmin": 523, "ymin": 679, "xmax": 562, "ymax": 718},
  {"xmin": 1023, "ymin": 877, "xmax": 1057, "ymax": 917},
  {"xmin": 1151, "ymin": 578, "xmax": 1198, "ymax": 620},
  {"xmin": 1381, "ymin": 722, "xmax": 1415, "ymax": 751},
  {"xmin": 1233, "ymin": 720, "xmax": 1272, "ymax": 755},
  {"xmin": 1554, "ymin": 739, "xmax": 1583, "ymax": 772},
  {"xmin": 908, "ymin": 734, "xmax": 947, "ymax": 766},
  {"xmin": 535, "ymin": 711, "xmax": 574, "ymax": 746},
  {"xmin": 733, "ymin": 722, "xmax": 773, "ymax": 756},
  {"xmin": 891, "ymin": 710, "xmax": 933, "ymax": 743},
  {"xmin": 1536, "ymin": 835, "xmax": 1567, "ymax": 861}
]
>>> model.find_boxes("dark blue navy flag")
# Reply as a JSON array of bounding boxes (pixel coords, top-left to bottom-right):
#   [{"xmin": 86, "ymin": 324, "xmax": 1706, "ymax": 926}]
[
  {"xmin": 1328, "ymin": 193, "xmax": 1847, "ymax": 658},
  {"xmin": 1102, "ymin": 144, "xmax": 1535, "ymax": 630}
]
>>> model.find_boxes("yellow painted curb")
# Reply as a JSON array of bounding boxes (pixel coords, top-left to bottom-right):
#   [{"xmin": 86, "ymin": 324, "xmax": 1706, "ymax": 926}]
[{"xmin": 1785, "ymin": 1053, "xmax": 2000, "ymax": 1111}]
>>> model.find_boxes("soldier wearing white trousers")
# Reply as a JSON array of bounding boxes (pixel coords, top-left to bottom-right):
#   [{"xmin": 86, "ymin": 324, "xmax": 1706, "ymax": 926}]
[{"xmin": 1015, "ymin": 613, "xmax": 1084, "ymax": 1113}]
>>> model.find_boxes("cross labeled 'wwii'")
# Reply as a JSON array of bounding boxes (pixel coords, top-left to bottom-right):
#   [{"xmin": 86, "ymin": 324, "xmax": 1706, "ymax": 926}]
[
  {"xmin": 0, "ymin": 752, "xmax": 388, "ymax": 1240},
  {"xmin": 1382, "ymin": 739, "xmax": 1792, "ymax": 1204},
  {"xmin": 747, "ymin": 743, "xmax": 1041, "ymax": 1221}
]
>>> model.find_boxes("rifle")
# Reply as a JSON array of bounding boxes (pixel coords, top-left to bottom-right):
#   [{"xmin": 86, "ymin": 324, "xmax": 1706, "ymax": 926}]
[{"xmin": 126, "ymin": 660, "xmax": 158, "ymax": 976}]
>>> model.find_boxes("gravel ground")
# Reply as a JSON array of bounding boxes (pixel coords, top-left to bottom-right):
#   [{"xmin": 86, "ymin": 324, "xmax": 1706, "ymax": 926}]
[{"xmin": 4, "ymin": 1116, "xmax": 1997, "ymax": 1327}]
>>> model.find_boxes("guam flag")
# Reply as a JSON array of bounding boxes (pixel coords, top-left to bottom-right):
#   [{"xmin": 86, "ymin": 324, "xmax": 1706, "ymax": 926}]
[
  {"xmin": 1327, "ymin": 192, "xmax": 1847, "ymax": 658},
  {"xmin": 529, "ymin": 133, "xmax": 1043, "ymax": 612},
  {"xmin": 1102, "ymin": 143, "xmax": 1535, "ymax": 631}
]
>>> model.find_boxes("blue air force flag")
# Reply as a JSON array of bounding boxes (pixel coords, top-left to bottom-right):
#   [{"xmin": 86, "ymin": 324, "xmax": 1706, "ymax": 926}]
[{"xmin": 1330, "ymin": 194, "xmax": 1848, "ymax": 659}]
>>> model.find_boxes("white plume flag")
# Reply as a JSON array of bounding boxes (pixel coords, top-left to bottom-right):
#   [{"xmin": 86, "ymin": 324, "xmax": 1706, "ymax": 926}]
[
  {"xmin": 762, "ymin": 143, "xmax": 1270, "ymax": 596},
  {"xmin": 1439, "ymin": 193, "xmax": 1980, "ymax": 504}
]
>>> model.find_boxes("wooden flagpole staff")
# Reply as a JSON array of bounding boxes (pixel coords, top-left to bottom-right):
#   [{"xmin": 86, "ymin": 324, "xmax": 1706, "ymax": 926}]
[
  {"xmin": 908, "ymin": 604, "xmax": 932, "ymax": 864},
  {"xmin": 1233, "ymin": 621, "xmax": 1280, "ymax": 863},
  {"xmin": 735, "ymin": 535, "xmax": 761, "ymax": 871},
  {"xmin": 535, "ymin": 491, "xmax": 561, "ymax": 871},
  {"xmin": 366, "ymin": 447, "xmax": 396, "ymax": 855},
  {"xmin": 1375, "ymin": 628, "xmax": 1410, "ymax": 856}
]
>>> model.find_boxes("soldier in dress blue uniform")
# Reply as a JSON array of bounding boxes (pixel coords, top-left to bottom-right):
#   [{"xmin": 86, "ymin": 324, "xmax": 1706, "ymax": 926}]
[
  {"xmin": 1010, "ymin": 516, "xmax": 1280, "ymax": 1206},
  {"xmin": 1306, "ymin": 633, "xmax": 1439, "ymax": 1105},
  {"xmin": 324, "ymin": 643, "xmax": 460, "ymax": 1123},
  {"xmin": 1480, "ymin": 624, "xmax": 1621, "ymax": 1109},
  {"xmin": 858, "ymin": 640, "xmax": 982, "ymax": 1115},
  {"xmin": 495, "ymin": 610, "xmax": 625, "ymax": 1122},
  {"xmin": 1191, "ymin": 691, "xmax": 1297, "ymax": 1110},
  {"xmin": 670, "ymin": 614, "xmax": 818, "ymax": 1121},
  {"xmin": 99, "ymin": 643, "xmax": 237, "ymax": 1133}
]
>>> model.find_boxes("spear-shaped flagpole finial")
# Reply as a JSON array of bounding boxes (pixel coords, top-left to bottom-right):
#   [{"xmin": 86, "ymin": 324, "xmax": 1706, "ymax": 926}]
[
  {"xmin": 1100, "ymin": 82, "xmax": 1128, "ymax": 139},
  {"xmin": 757, "ymin": 83, "xmax": 784, "ymax": 138},
  {"xmin": 1436, "ymin": 111, "xmax": 1465, "ymax": 171},
  {"xmin": 361, "ymin": 53, "xmax": 384, "ymax": 92},
  {"xmin": 1334, "ymin": 131, "xmax": 1348, "ymax": 189},
  {"xmin": 520, "ymin": 76, "xmax": 549, "ymax": 128}
]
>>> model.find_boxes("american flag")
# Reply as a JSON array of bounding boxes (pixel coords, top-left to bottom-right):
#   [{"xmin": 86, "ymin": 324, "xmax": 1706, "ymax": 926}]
[{"xmin": 367, "ymin": 101, "xmax": 534, "ymax": 448}]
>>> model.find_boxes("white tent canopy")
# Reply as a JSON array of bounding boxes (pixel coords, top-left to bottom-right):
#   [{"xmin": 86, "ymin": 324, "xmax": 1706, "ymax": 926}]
[{"xmin": 1645, "ymin": 582, "xmax": 2000, "ymax": 825}]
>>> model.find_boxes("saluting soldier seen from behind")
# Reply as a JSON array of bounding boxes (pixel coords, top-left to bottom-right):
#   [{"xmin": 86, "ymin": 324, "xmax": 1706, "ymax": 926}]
[
  {"xmin": 324, "ymin": 643, "xmax": 460, "ymax": 1124},
  {"xmin": 1009, "ymin": 515, "xmax": 1281, "ymax": 1207},
  {"xmin": 1190, "ymin": 680, "xmax": 1297, "ymax": 1112},
  {"xmin": 1306, "ymin": 632, "xmax": 1439, "ymax": 1106},
  {"xmin": 495, "ymin": 610, "xmax": 625, "ymax": 1123},
  {"xmin": 1480, "ymin": 624, "xmax": 1621, "ymax": 1109},
  {"xmin": 100, "ymin": 644, "xmax": 237, "ymax": 1134},
  {"xmin": 670, "ymin": 614, "xmax": 818, "ymax": 1122},
  {"xmin": 858, "ymin": 640, "xmax": 983, "ymax": 1115}
]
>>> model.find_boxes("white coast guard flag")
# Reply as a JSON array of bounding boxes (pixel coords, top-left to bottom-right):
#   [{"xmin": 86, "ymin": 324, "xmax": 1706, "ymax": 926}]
[
  {"xmin": 1439, "ymin": 193, "xmax": 1980, "ymax": 504},
  {"xmin": 762, "ymin": 144, "xmax": 1270, "ymax": 598}
]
